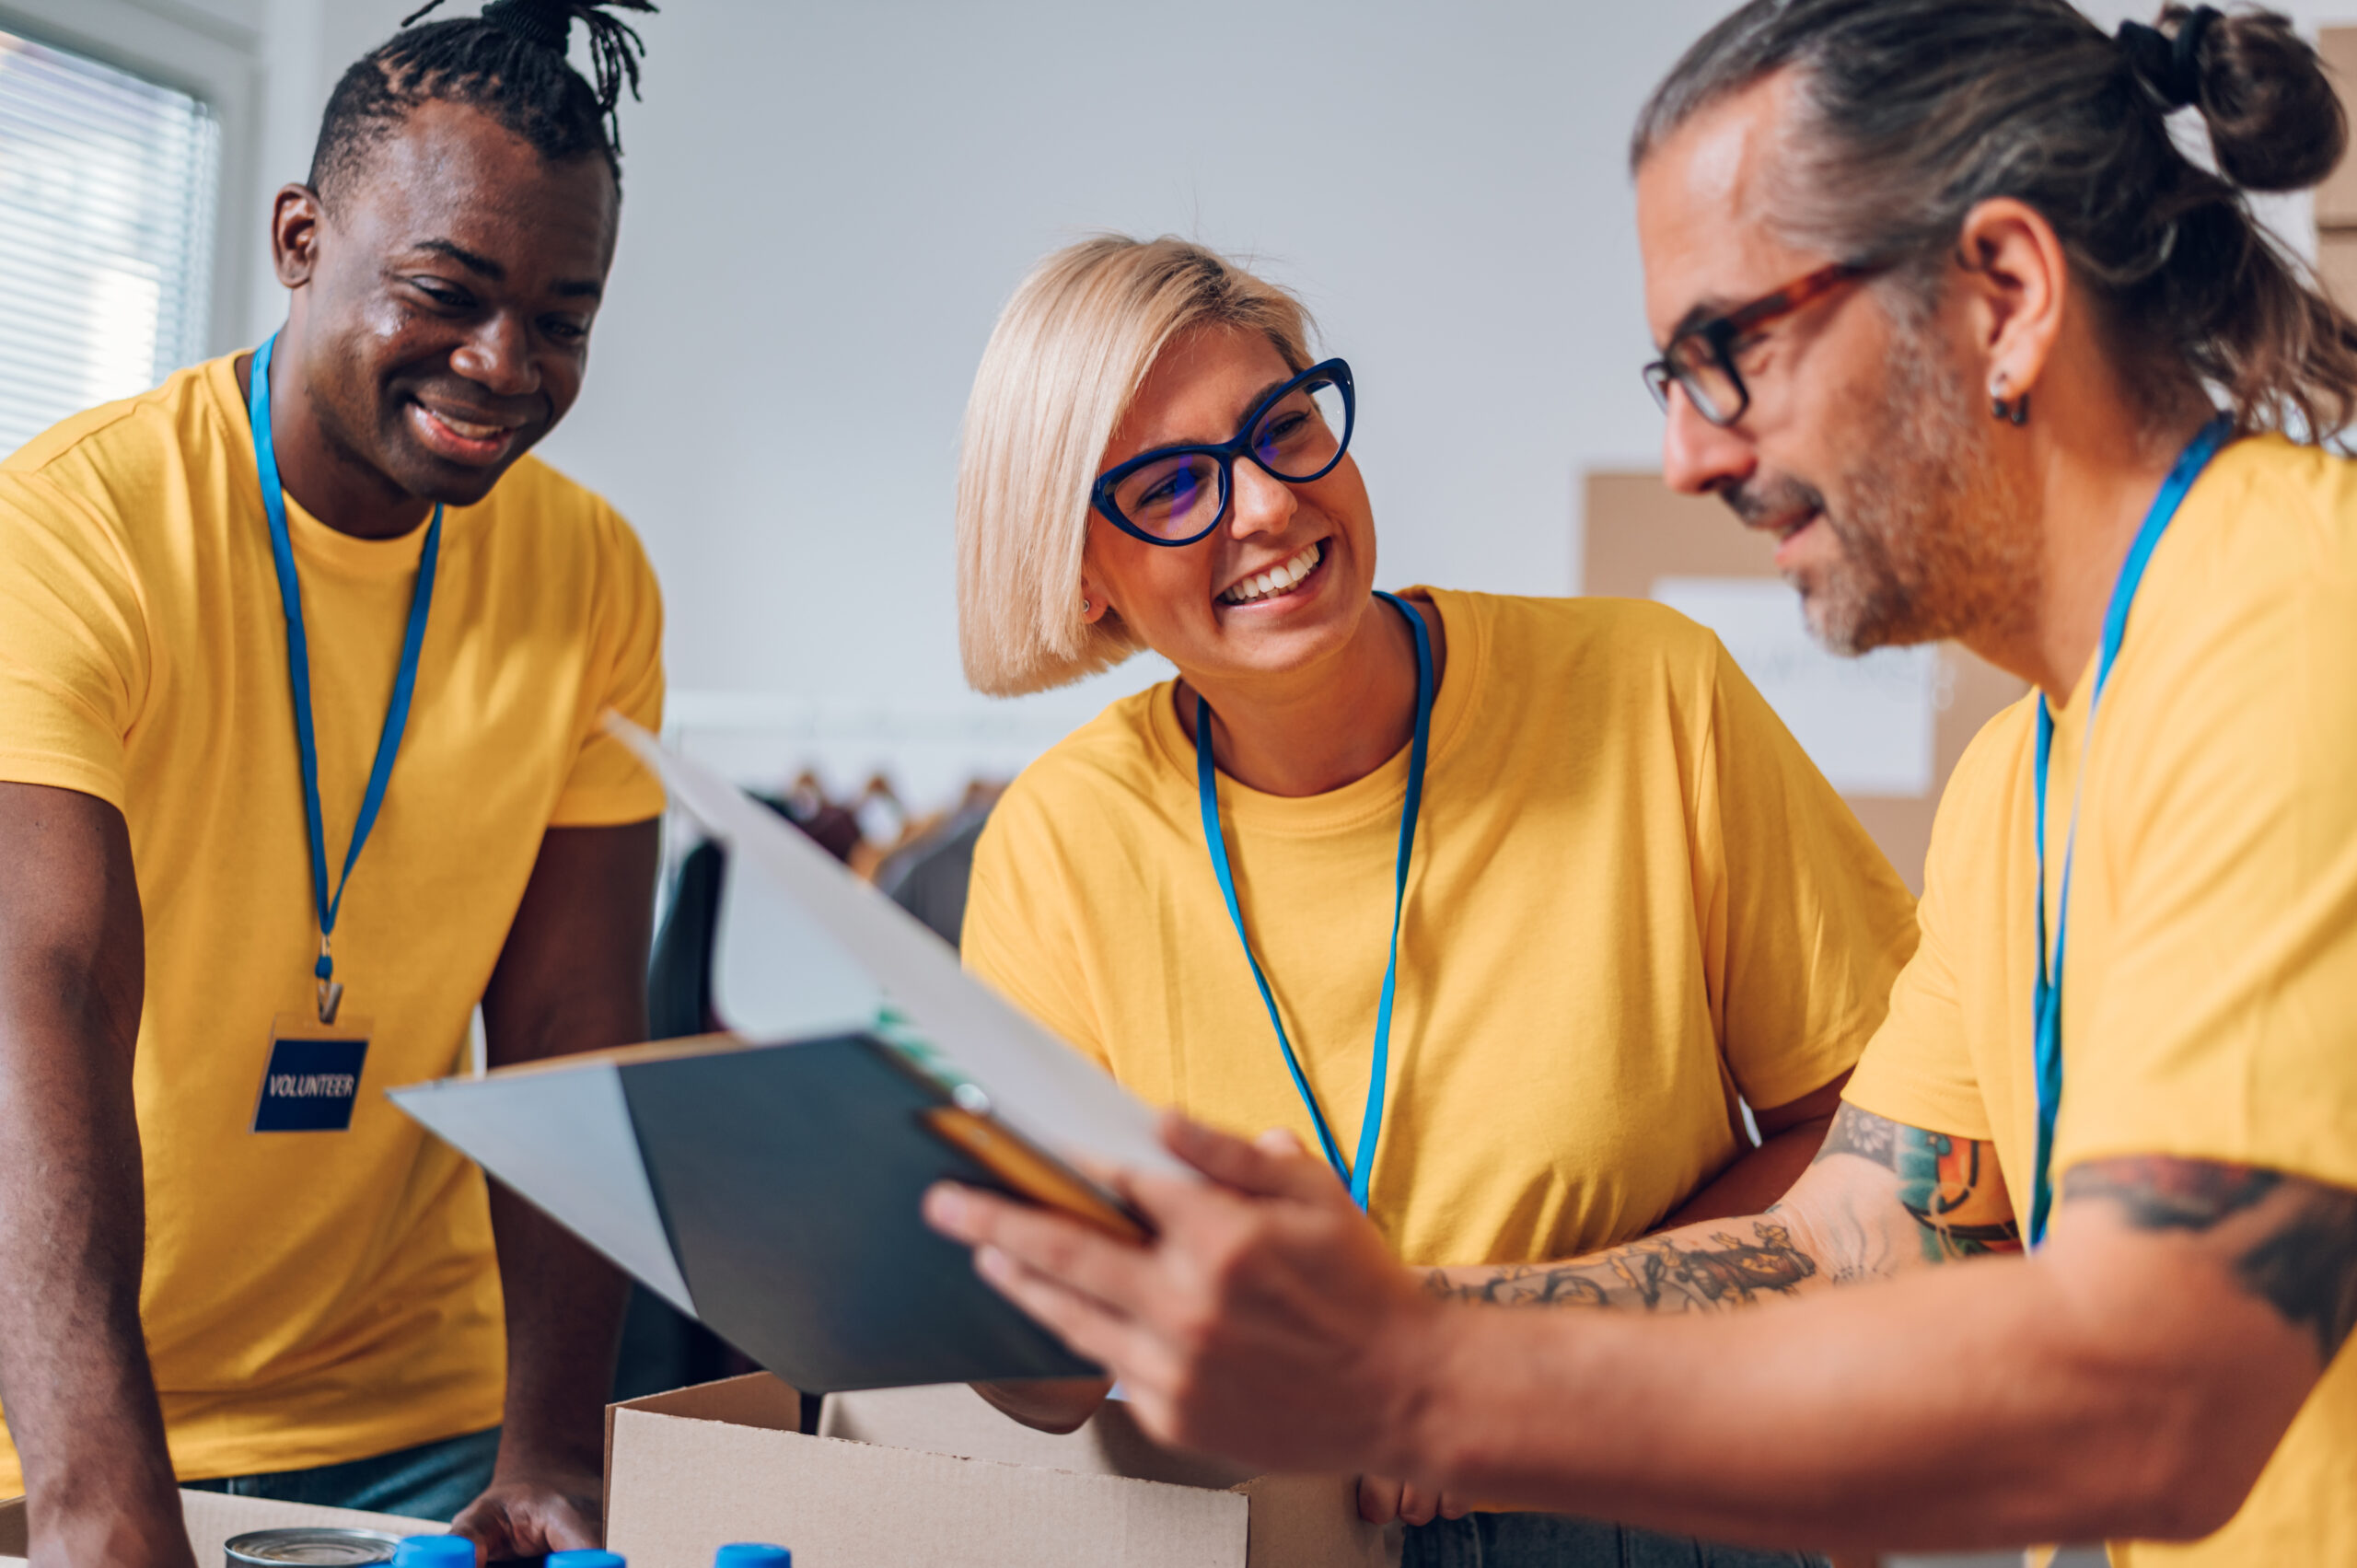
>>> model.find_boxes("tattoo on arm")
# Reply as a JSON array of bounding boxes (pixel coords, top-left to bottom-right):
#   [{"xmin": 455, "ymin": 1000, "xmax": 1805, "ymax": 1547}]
[
  {"xmin": 1423, "ymin": 1219, "xmax": 1817, "ymax": 1313},
  {"xmin": 2061, "ymin": 1158, "xmax": 2278, "ymax": 1228},
  {"xmin": 2065, "ymin": 1157, "xmax": 2357, "ymax": 1364},
  {"xmin": 1813, "ymin": 1104, "xmax": 2023, "ymax": 1263},
  {"xmin": 1431, "ymin": 1106, "xmax": 2023, "ymax": 1314},
  {"xmin": 1814, "ymin": 1102, "xmax": 1897, "ymax": 1165}
]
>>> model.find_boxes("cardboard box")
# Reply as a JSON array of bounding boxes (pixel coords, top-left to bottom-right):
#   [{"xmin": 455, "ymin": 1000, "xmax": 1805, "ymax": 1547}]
[
  {"xmin": 2313, "ymin": 28, "xmax": 2357, "ymax": 230},
  {"xmin": 1583, "ymin": 470, "xmax": 2026, "ymax": 890},
  {"xmin": 2319, "ymin": 228, "xmax": 2357, "ymax": 316},
  {"xmin": 0, "ymin": 1488, "xmax": 429, "ymax": 1566},
  {"xmin": 604, "ymin": 1374, "xmax": 1394, "ymax": 1568}
]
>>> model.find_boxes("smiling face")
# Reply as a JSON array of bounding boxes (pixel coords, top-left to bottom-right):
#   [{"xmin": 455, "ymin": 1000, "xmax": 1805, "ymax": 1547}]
[
  {"xmin": 1635, "ymin": 73, "xmax": 2033, "ymax": 654},
  {"xmin": 1082, "ymin": 326, "xmax": 1378, "ymax": 688},
  {"xmin": 277, "ymin": 98, "xmax": 618, "ymax": 506}
]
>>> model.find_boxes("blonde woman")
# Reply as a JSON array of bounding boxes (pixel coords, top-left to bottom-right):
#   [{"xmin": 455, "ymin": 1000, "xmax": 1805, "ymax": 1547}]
[{"xmin": 954, "ymin": 236, "xmax": 1908, "ymax": 1567}]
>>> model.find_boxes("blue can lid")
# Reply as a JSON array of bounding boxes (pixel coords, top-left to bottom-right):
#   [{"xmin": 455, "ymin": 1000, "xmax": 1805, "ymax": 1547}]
[
  {"xmin": 390, "ymin": 1539, "xmax": 474, "ymax": 1568},
  {"xmin": 546, "ymin": 1555, "xmax": 626, "ymax": 1568},
  {"xmin": 714, "ymin": 1548, "xmax": 791, "ymax": 1567}
]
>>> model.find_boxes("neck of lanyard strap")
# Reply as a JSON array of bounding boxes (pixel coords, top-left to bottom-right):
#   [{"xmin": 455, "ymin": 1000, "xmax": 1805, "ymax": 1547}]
[
  {"xmin": 1195, "ymin": 589, "xmax": 1434, "ymax": 1210},
  {"xmin": 2028, "ymin": 415, "xmax": 2231, "ymax": 1246},
  {"xmin": 248, "ymin": 331, "xmax": 443, "ymax": 1023}
]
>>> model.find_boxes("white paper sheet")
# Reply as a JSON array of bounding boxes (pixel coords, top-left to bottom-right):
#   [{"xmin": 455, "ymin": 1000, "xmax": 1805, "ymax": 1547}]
[
  {"xmin": 390, "ymin": 1061, "xmax": 697, "ymax": 1314},
  {"xmin": 712, "ymin": 843, "xmax": 890, "ymax": 1041},
  {"xmin": 610, "ymin": 716, "xmax": 1184, "ymax": 1178},
  {"xmin": 1652, "ymin": 576, "xmax": 1938, "ymax": 797}
]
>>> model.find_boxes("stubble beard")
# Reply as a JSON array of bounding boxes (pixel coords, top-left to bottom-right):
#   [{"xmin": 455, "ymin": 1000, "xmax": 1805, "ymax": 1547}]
[{"xmin": 1784, "ymin": 315, "xmax": 2042, "ymax": 657}]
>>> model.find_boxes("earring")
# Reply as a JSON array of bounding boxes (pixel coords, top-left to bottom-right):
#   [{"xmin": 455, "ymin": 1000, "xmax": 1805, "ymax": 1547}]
[
  {"xmin": 1989, "ymin": 376, "xmax": 2030, "ymax": 426},
  {"xmin": 1080, "ymin": 597, "xmax": 1092, "ymax": 614}
]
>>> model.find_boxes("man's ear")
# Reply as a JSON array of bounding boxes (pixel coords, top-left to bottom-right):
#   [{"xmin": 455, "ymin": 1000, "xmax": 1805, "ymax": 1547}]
[
  {"xmin": 272, "ymin": 183, "xmax": 326, "ymax": 288},
  {"xmin": 1952, "ymin": 196, "xmax": 2067, "ymax": 401}
]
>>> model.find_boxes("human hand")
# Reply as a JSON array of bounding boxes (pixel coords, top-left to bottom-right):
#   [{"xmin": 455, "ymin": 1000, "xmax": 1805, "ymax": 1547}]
[
  {"xmin": 1355, "ymin": 1472, "xmax": 1472, "ymax": 1526},
  {"xmin": 971, "ymin": 1376, "xmax": 1114, "ymax": 1434},
  {"xmin": 922, "ymin": 1113, "xmax": 1446, "ymax": 1478},
  {"xmin": 448, "ymin": 1463, "xmax": 602, "ymax": 1562}
]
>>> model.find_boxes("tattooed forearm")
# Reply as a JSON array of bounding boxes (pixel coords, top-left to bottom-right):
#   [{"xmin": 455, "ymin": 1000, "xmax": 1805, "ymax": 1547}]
[
  {"xmin": 2235, "ymin": 1195, "xmax": 2357, "ymax": 1362},
  {"xmin": 1815, "ymin": 1105, "xmax": 2022, "ymax": 1263},
  {"xmin": 2061, "ymin": 1157, "xmax": 2279, "ymax": 1230},
  {"xmin": 2066, "ymin": 1156, "xmax": 2357, "ymax": 1363},
  {"xmin": 1425, "ymin": 1219, "xmax": 1817, "ymax": 1314},
  {"xmin": 1434, "ymin": 1109, "xmax": 2023, "ymax": 1314}
]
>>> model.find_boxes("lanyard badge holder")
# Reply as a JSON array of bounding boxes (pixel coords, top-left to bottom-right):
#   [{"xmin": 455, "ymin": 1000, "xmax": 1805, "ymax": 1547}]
[
  {"xmin": 246, "ymin": 331, "xmax": 443, "ymax": 1132},
  {"xmin": 2026, "ymin": 416, "xmax": 2231, "ymax": 1243},
  {"xmin": 1197, "ymin": 590, "xmax": 1434, "ymax": 1211}
]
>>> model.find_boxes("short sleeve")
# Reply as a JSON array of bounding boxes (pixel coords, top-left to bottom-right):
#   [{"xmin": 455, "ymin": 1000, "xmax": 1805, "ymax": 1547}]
[
  {"xmin": 2056, "ymin": 534, "xmax": 2357, "ymax": 1190},
  {"xmin": 549, "ymin": 506, "xmax": 666, "ymax": 827},
  {"xmin": 959, "ymin": 784, "xmax": 1110, "ymax": 1070},
  {"xmin": 1842, "ymin": 767, "xmax": 1996, "ymax": 1143},
  {"xmin": 0, "ymin": 472, "xmax": 146, "ymax": 808},
  {"xmin": 1700, "ymin": 638, "xmax": 1922, "ymax": 1109}
]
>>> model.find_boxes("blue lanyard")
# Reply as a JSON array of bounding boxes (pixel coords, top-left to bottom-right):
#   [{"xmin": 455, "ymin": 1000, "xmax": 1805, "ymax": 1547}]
[
  {"xmin": 1195, "ymin": 590, "xmax": 1434, "ymax": 1209},
  {"xmin": 248, "ymin": 331, "xmax": 443, "ymax": 1023},
  {"xmin": 2028, "ymin": 416, "xmax": 2231, "ymax": 1245}
]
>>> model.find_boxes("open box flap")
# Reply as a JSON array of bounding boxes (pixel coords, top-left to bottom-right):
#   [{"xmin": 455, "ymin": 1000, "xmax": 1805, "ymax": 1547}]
[
  {"xmin": 607, "ymin": 1401, "xmax": 1248, "ymax": 1568},
  {"xmin": 602, "ymin": 1376, "xmax": 1395, "ymax": 1568}
]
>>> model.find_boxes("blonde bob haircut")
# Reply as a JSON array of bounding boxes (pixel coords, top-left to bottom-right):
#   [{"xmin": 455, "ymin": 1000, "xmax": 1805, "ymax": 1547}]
[{"xmin": 957, "ymin": 235, "xmax": 1317, "ymax": 696}]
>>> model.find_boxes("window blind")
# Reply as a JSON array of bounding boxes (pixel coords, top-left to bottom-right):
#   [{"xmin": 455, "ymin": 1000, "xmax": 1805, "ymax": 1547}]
[{"xmin": 0, "ymin": 28, "xmax": 220, "ymax": 459}]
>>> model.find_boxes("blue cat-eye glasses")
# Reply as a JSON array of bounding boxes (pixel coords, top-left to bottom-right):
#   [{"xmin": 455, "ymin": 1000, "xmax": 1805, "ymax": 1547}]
[{"xmin": 1090, "ymin": 358, "xmax": 1355, "ymax": 547}]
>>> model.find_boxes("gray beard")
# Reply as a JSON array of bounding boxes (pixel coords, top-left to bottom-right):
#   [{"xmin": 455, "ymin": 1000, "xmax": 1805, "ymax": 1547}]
[{"xmin": 1729, "ymin": 316, "xmax": 2042, "ymax": 657}]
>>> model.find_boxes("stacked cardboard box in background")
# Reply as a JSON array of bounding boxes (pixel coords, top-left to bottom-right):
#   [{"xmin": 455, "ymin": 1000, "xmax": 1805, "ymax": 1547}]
[{"xmin": 2312, "ymin": 29, "xmax": 2357, "ymax": 308}]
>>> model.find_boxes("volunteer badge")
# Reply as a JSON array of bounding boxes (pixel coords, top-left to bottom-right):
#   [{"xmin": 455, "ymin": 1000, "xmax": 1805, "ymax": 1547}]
[{"xmin": 254, "ymin": 1013, "xmax": 372, "ymax": 1132}]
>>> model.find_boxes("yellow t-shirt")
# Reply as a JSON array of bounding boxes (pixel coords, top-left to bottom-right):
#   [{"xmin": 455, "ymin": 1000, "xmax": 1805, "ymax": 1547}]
[
  {"xmin": 0, "ymin": 354, "xmax": 665, "ymax": 1488},
  {"xmin": 1846, "ymin": 435, "xmax": 2357, "ymax": 1563},
  {"xmin": 965, "ymin": 589, "xmax": 1919, "ymax": 1265}
]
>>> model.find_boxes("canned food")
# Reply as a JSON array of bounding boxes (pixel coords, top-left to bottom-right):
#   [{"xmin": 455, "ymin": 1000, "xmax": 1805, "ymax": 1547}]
[{"xmin": 224, "ymin": 1527, "xmax": 404, "ymax": 1565}]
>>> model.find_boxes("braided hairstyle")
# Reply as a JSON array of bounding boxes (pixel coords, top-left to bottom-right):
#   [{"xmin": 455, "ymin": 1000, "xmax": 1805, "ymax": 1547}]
[{"xmin": 308, "ymin": 0, "xmax": 656, "ymax": 205}]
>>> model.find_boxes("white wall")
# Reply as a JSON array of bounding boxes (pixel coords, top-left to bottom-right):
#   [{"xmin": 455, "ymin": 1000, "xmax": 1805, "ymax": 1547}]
[
  {"xmin": 164, "ymin": 0, "xmax": 2346, "ymax": 787},
  {"xmin": 539, "ymin": 0, "xmax": 1741, "ymax": 757}
]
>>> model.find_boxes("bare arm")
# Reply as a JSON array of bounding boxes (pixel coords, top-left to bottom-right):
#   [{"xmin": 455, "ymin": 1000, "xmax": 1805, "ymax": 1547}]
[
  {"xmin": 1423, "ymin": 1101, "xmax": 2018, "ymax": 1311},
  {"xmin": 926, "ymin": 1111, "xmax": 2346, "ymax": 1555},
  {"xmin": 1411, "ymin": 1156, "xmax": 2348, "ymax": 1551},
  {"xmin": 453, "ymin": 819, "xmax": 658, "ymax": 1558},
  {"xmin": 1367, "ymin": 1097, "xmax": 2003, "ymax": 1529},
  {"xmin": 987, "ymin": 1081, "xmax": 1871, "ymax": 1444},
  {"xmin": 1656, "ymin": 1073, "xmax": 1852, "ymax": 1230},
  {"xmin": 0, "ymin": 784, "xmax": 193, "ymax": 1568}
]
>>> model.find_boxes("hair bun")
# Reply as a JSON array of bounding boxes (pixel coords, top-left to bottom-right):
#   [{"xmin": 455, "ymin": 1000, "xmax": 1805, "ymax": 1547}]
[
  {"xmin": 2119, "ymin": 6, "xmax": 2216, "ymax": 109},
  {"xmin": 2123, "ymin": 4, "xmax": 2348, "ymax": 192}
]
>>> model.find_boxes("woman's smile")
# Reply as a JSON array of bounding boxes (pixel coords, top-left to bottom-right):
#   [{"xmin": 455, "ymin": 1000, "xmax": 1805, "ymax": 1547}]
[{"xmin": 1216, "ymin": 539, "xmax": 1329, "ymax": 608}]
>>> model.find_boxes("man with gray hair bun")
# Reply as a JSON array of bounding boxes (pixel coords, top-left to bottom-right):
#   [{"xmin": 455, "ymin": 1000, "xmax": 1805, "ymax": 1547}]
[{"xmin": 923, "ymin": 3, "xmax": 2357, "ymax": 1561}]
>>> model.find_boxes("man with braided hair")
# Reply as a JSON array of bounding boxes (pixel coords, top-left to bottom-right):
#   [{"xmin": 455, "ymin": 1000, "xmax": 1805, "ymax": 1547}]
[{"xmin": 0, "ymin": 3, "xmax": 664, "ymax": 1560}]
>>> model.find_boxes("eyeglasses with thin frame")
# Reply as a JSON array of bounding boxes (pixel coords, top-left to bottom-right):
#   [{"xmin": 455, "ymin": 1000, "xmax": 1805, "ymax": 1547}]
[
  {"xmin": 1643, "ymin": 261, "xmax": 1890, "ymax": 426},
  {"xmin": 1092, "ymin": 358, "xmax": 1355, "ymax": 546}
]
